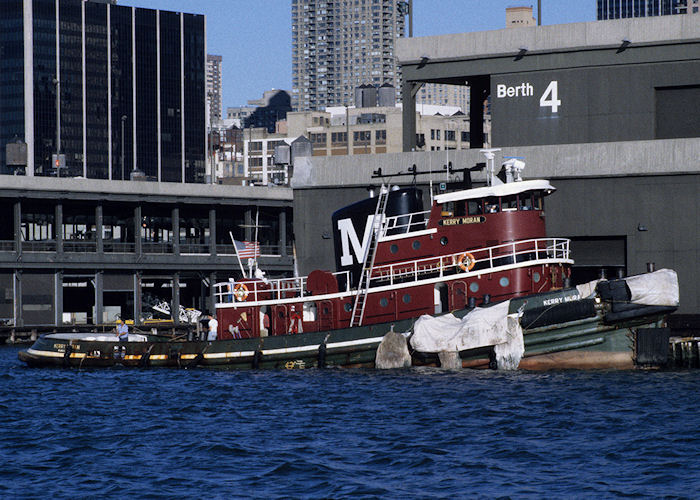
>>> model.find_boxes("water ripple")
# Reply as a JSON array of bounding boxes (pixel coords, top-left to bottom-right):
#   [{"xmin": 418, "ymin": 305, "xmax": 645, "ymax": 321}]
[{"xmin": 4, "ymin": 346, "xmax": 700, "ymax": 498}]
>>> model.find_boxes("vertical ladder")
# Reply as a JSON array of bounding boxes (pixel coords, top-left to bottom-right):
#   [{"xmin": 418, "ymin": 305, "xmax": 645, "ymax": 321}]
[{"xmin": 350, "ymin": 184, "xmax": 389, "ymax": 327}]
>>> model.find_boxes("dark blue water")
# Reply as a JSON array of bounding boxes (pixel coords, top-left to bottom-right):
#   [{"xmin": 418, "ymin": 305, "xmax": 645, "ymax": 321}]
[{"xmin": 3, "ymin": 344, "xmax": 700, "ymax": 499}]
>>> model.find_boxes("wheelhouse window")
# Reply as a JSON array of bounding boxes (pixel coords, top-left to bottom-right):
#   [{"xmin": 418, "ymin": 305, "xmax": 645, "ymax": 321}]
[
  {"xmin": 502, "ymin": 195, "xmax": 518, "ymax": 211},
  {"xmin": 467, "ymin": 200, "xmax": 482, "ymax": 215},
  {"xmin": 519, "ymin": 193, "xmax": 534, "ymax": 211},
  {"xmin": 484, "ymin": 197, "xmax": 500, "ymax": 213},
  {"xmin": 441, "ymin": 201, "xmax": 466, "ymax": 217}
]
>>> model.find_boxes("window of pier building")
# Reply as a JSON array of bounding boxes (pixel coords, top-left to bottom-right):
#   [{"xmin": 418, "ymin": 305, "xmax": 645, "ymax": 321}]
[
  {"xmin": 63, "ymin": 205, "xmax": 97, "ymax": 251},
  {"xmin": 103, "ymin": 204, "xmax": 136, "ymax": 253},
  {"xmin": 21, "ymin": 202, "xmax": 56, "ymax": 249}
]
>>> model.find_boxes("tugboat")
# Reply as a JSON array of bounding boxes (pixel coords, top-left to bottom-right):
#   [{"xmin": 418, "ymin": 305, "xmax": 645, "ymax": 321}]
[{"xmin": 19, "ymin": 152, "xmax": 679, "ymax": 370}]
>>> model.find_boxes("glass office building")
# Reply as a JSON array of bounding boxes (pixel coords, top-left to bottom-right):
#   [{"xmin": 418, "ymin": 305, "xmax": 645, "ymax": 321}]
[
  {"xmin": 0, "ymin": 0, "xmax": 206, "ymax": 182},
  {"xmin": 597, "ymin": 0, "xmax": 694, "ymax": 19}
]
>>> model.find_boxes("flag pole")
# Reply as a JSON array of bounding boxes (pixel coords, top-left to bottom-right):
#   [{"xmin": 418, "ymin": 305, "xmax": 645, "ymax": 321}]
[
  {"xmin": 229, "ymin": 231, "xmax": 247, "ymax": 278},
  {"xmin": 253, "ymin": 208, "xmax": 260, "ymax": 272}
]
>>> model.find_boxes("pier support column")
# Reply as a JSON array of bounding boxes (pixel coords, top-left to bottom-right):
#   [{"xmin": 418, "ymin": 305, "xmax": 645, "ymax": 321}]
[
  {"xmin": 469, "ymin": 77, "xmax": 489, "ymax": 149},
  {"xmin": 95, "ymin": 204, "xmax": 104, "ymax": 254},
  {"xmin": 55, "ymin": 203, "xmax": 63, "ymax": 254},
  {"xmin": 401, "ymin": 82, "xmax": 422, "ymax": 152},
  {"xmin": 54, "ymin": 271, "xmax": 63, "ymax": 327},
  {"xmin": 171, "ymin": 272, "xmax": 180, "ymax": 326},
  {"xmin": 133, "ymin": 272, "xmax": 142, "ymax": 326},
  {"xmin": 209, "ymin": 208, "xmax": 216, "ymax": 257},
  {"xmin": 94, "ymin": 271, "xmax": 103, "ymax": 325},
  {"xmin": 13, "ymin": 271, "xmax": 22, "ymax": 328},
  {"xmin": 279, "ymin": 209, "xmax": 287, "ymax": 257},
  {"xmin": 13, "ymin": 201, "xmax": 21, "ymax": 256},
  {"xmin": 134, "ymin": 205, "xmax": 142, "ymax": 256},
  {"xmin": 172, "ymin": 207, "xmax": 180, "ymax": 256}
]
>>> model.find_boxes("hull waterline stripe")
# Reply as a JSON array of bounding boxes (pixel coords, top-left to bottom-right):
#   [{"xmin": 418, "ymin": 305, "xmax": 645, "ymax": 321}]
[{"xmin": 26, "ymin": 336, "xmax": 386, "ymax": 362}]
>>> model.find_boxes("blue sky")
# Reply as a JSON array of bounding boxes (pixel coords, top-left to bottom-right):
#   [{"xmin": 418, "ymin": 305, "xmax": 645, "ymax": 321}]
[{"xmin": 119, "ymin": 1, "xmax": 595, "ymax": 109}]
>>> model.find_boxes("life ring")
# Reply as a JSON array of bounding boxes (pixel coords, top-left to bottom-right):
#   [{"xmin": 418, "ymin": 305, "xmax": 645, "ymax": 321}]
[
  {"xmin": 457, "ymin": 252, "xmax": 476, "ymax": 272},
  {"xmin": 233, "ymin": 283, "xmax": 249, "ymax": 301}
]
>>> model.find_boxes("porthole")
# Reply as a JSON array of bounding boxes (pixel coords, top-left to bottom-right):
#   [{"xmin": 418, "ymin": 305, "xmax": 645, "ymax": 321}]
[
  {"xmin": 469, "ymin": 282, "xmax": 479, "ymax": 293},
  {"xmin": 440, "ymin": 236, "xmax": 448, "ymax": 246},
  {"xmin": 390, "ymin": 244, "xmax": 399, "ymax": 254},
  {"xmin": 499, "ymin": 277, "xmax": 510, "ymax": 287},
  {"xmin": 379, "ymin": 297, "xmax": 389, "ymax": 307},
  {"xmin": 402, "ymin": 294, "xmax": 411, "ymax": 304},
  {"xmin": 412, "ymin": 240, "xmax": 421, "ymax": 250},
  {"xmin": 344, "ymin": 302, "xmax": 352, "ymax": 312},
  {"xmin": 533, "ymin": 272, "xmax": 541, "ymax": 283}
]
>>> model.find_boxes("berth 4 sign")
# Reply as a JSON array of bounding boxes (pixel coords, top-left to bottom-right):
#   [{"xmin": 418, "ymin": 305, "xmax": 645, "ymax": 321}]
[{"xmin": 495, "ymin": 80, "xmax": 561, "ymax": 113}]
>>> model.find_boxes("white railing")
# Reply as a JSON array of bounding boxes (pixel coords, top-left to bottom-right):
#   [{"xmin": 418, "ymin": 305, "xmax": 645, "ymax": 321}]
[
  {"xmin": 381, "ymin": 210, "xmax": 430, "ymax": 236},
  {"xmin": 214, "ymin": 270, "xmax": 352, "ymax": 305},
  {"xmin": 214, "ymin": 238, "xmax": 570, "ymax": 306},
  {"xmin": 367, "ymin": 238, "xmax": 571, "ymax": 287}
]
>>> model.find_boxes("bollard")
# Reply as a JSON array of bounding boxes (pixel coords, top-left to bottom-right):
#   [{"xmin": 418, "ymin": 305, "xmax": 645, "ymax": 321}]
[{"xmin": 647, "ymin": 262, "xmax": 655, "ymax": 273}]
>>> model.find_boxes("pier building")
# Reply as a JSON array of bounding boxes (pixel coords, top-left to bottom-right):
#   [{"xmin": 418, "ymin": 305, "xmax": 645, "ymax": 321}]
[
  {"xmin": 0, "ymin": 177, "xmax": 293, "ymax": 328},
  {"xmin": 291, "ymin": 15, "xmax": 700, "ymax": 315}
]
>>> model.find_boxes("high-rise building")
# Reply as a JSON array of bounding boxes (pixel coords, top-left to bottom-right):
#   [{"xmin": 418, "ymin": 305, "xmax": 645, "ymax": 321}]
[
  {"xmin": 291, "ymin": 0, "xmax": 405, "ymax": 111},
  {"xmin": 0, "ymin": 0, "xmax": 206, "ymax": 183},
  {"xmin": 207, "ymin": 54, "xmax": 223, "ymax": 126},
  {"xmin": 597, "ymin": 0, "xmax": 697, "ymax": 19}
]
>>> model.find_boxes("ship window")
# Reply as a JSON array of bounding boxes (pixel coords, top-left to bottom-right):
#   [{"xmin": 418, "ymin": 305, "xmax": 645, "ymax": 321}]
[
  {"xmin": 402, "ymin": 294, "xmax": 411, "ymax": 304},
  {"xmin": 519, "ymin": 194, "xmax": 533, "ymax": 211},
  {"xmin": 379, "ymin": 297, "xmax": 389, "ymax": 307},
  {"xmin": 390, "ymin": 244, "xmax": 398, "ymax": 254},
  {"xmin": 440, "ymin": 236, "xmax": 448, "ymax": 246},
  {"xmin": 469, "ymin": 282, "xmax": 479, "ymax": 293},
  {"xmin": 468, "ymin": 200, "xmax": 482, "ymax": 215},
  {"xmin": 533, "ymin": 272, "xmax": 541, "ymax": 283},
  {"xmin": 502, "ymin": 196, "xmax": 517, "ymax": 211},
  {"xmin": 303, "ymin": 302, "xmax": 317, "ymax": 321},
  {"xmin": 499, "ymin": 277, "xmax": 510, "ymax": 287},
  {"xmin": 441, "ymin": 202, "xmax": 454, "ymax": 217},
  {"xmin": 412, "ymin": 240, "xmax": 421, "ymax": 250},
  {"xmin": 533, "ymin": 193, "xmax": 544, "ymax": 210},
  {"xmin": 485, "ymin": 197, "xmax": 499, "ymax": 213},
  {"xmin": 344, "ymin": 302, "xmax": 352, "ymax": 312},
  {"xmin": 454, "ymin": 202, "xmax": 466, "ymax": 217}
]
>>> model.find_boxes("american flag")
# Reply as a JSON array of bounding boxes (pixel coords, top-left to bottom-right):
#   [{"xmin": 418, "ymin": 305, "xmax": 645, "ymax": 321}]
[{"xmin": 234, "ymin": 240, "xmax": 261, "ymax": 259}]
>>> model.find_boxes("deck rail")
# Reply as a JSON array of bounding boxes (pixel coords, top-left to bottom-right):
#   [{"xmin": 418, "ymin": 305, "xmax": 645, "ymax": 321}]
[
  {"xmin": 381, "ymin": 210, "xmax": 430, "ymax": 235},
  {"xmin": 214, "ymin": 270, "xmax": 352, "ymax": 305},
  {"xmin": 215, "ymin": 238, "xmax": 571, "ymax": 306},
  {"xmin": 368, "ymin": 237, "xmax": 571, "ymax": 286}
]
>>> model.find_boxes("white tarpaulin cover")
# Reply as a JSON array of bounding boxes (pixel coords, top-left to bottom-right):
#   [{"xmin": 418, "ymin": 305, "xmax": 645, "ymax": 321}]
[
  {"xmin": 409, "ymin": 301, "xmax": 524, "ymax": 370},
  {"xmin": 625, "ymin": 268, "xmax": 679, "ymax": 307}
]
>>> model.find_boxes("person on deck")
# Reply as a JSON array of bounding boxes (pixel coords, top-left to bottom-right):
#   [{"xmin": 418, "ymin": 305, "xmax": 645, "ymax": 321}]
[
  {"xmin": 116, "ymin": 319, "xmax": 129, "ymax": 342},
  {"xmin": 207, "ymin": 314, "xmax": 218, "ymax": 341}
]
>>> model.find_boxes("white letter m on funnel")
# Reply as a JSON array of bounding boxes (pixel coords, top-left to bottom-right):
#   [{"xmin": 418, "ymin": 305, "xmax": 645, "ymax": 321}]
[{"xmin": 337, "ymin": 216, "xmax": 373, "ymax": 266}]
